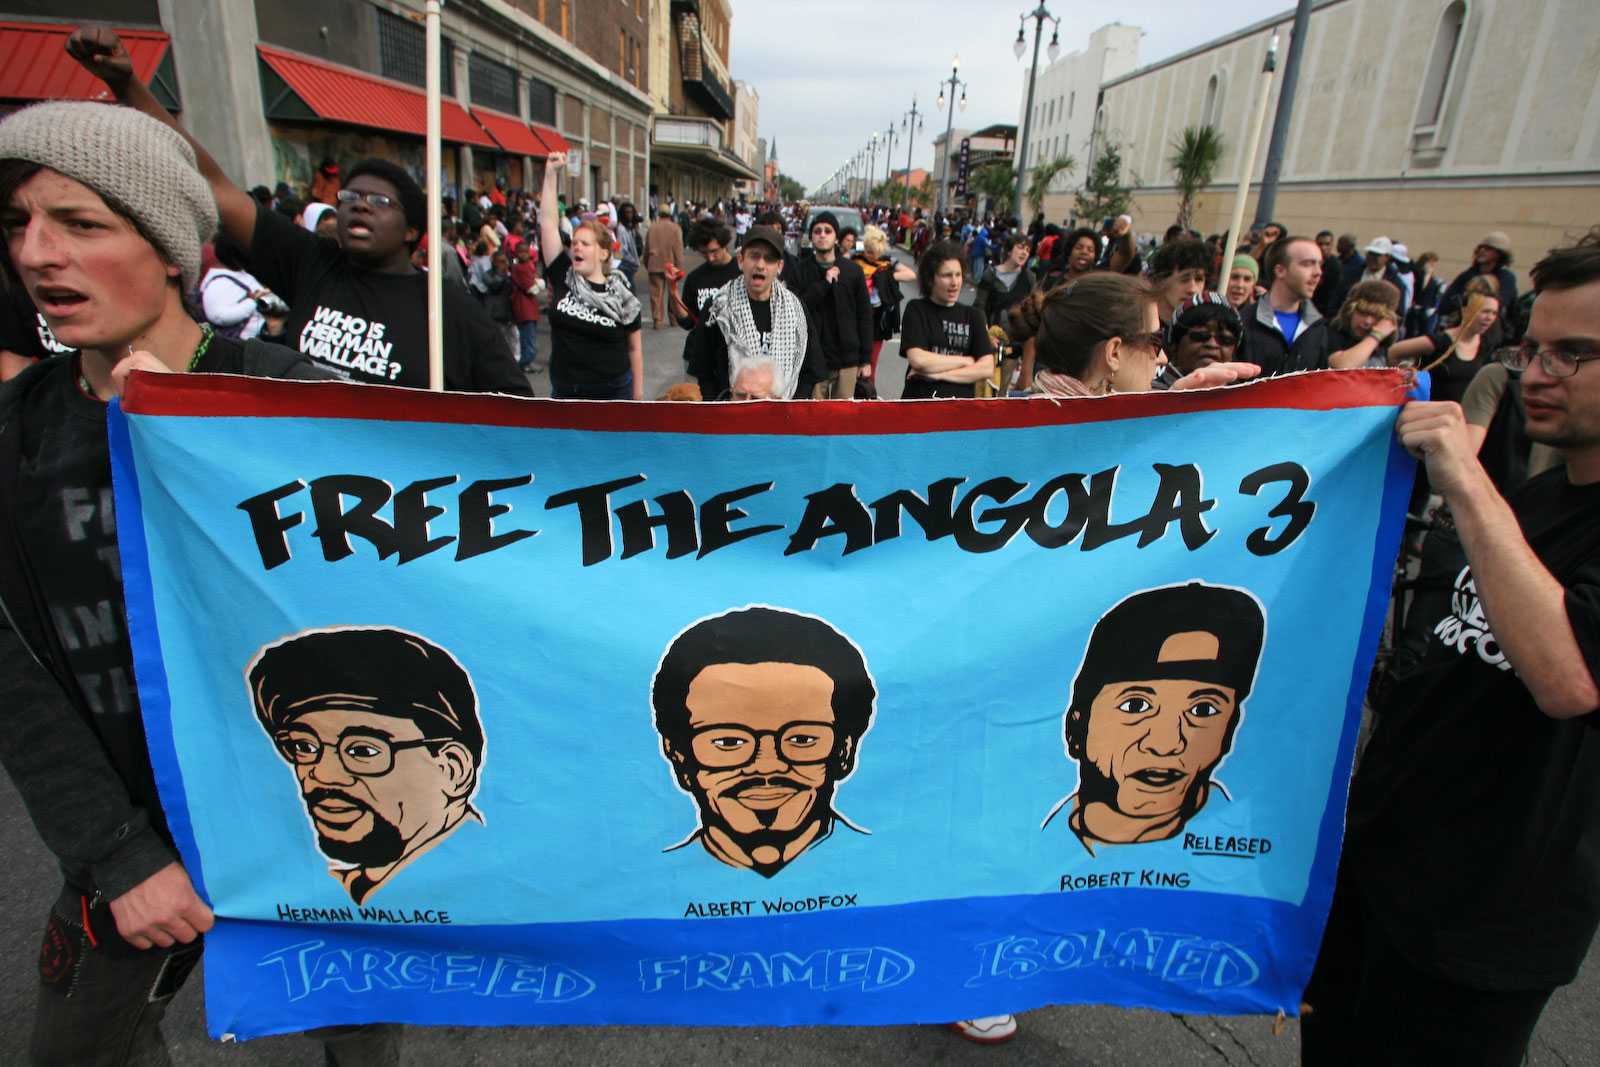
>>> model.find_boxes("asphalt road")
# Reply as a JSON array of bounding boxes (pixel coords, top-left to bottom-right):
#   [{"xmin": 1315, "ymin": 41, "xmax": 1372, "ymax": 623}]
[{"xmin": 0, "ymin": 249, "xmax": 1592, "ymax": 1064}]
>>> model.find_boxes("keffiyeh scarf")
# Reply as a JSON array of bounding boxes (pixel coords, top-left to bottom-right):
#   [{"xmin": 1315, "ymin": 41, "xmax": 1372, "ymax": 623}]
[
  {"xmin": 708, "ymin": 276, "xmax": 807, "ymax": 398},
  {"xmin": 565, "ymin": 263, "xmax": 641, "ymax": 326}
]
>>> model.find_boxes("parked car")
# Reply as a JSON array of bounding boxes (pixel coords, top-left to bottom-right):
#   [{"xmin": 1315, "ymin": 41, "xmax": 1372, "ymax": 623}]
[{"xmin": 801, "ymin": 206, "xmax": 865, "ymax": 251}]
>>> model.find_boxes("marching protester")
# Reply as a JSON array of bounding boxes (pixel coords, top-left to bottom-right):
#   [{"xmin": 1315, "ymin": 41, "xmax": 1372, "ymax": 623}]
[
  {"xmin": 976, "ymin": 235, "xmax": 1035, "ymax": 330},
  {"xmin": 683, "ymin": 224, "xmax": 823, "ymax": 400},
  {"xmin": 645, "ymin": 205, "xmax": 685, "ymax": 328},
  {"xmin": 794, "ymin": 211, "xmax": 873, "ymax": 399},
  {"xmin": 0, "ymin": 98, "xmax": 409, "ymax": 1065},
  {"xmin": 1039, "ymin": 226, "xmax": 1100, "ymax": 291},
  {"xmin": 898, "ymin": 240, "xmax": 995, "ymax": 400},
  {"xmin": 1384, "ymin": 276, "xmax": 1502, "ymax": 405},
  {"xmin": 671, "ymin": 219, "xmax": 740, "ymax": 330},
  {"xmin": 64, "ymin": 28, "xmax": 528, "ymax": 395},
  {"xmin": 1239, "ymin": 235, "xmax": 1333, "ymax": 375},
  {"xmin": 1224, "ymin": 253, "xmax": 1259, "ymax": 313},
  {"xmin": 538, "ymin": 151, "xmax": 644, "ymax": 400},
  {"xmin": 1146, "ymin": 237, "xmax": 1211, "ymax": 326},
  {"xmin": 1358, "ymin": 236, "xmax": 1408, "ymax": 319},
  {"xmin": 1406, "ymin": 249, "xmax": 1444, "ymax": 338},
  {"xmin": 1323, "ymin": 279, "xmax": 1402, "ymax": 369},
  {"xmin": 1152, "ymin": 292, "xmax": 1246, "ymax": 389},
  {"xmin": 1303, "ymin": 228, "xmax": 1600, "ymax": 1067},
  {"xmin": 853, "ymin": 224, "xmax": 914, "ymax": 381},
  {"xmin": 1441, "ymin": 230, "xmax": 1518, "ymax": 317},
  {"xmin": 510, "ymin": 240, "xmax": 542, "ymax": 371}
]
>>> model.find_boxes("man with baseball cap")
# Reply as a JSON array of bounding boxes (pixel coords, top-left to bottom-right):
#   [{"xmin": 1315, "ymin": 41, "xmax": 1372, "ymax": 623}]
[
  {"xmin": 684, "ymin": 225, "xmax": 824, "ymax": 400},
  {"xmin": 0, "ymin": 96, "xmax": 402, "ymax": 1061},
  {"xmin": 1442, "ymin": 230, "xmax": 1519, "ymax": 320},
  {"xmin": 66, "ymin": 26, "xmax": 528, "ymax": 396},
  {"xmin": 1360, "ymin": 236, "xmax": 1408, "ymax": 318},
  {"xmin": 1044, "ymin": 582, "xmax": 1266, "ymax": 853},
  {"xmin": 794, "ymin": 211, "xmax": 873, "ymax": 399}
]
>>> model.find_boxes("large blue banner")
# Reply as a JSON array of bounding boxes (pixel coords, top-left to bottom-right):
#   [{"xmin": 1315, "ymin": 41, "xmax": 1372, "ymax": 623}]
[{"xmin": 108, "ymin": 371, "xmax": 1411, "ymax": 1040}]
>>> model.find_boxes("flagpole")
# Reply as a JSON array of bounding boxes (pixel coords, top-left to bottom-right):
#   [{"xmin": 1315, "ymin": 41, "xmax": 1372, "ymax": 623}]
[
  {"xmin": 425, "ymin": 0, "xmax": 444, "ymax": 392},
  {"xmin": 1220, "ymin": 32, "xmax": 1278, "ymax": 286}
]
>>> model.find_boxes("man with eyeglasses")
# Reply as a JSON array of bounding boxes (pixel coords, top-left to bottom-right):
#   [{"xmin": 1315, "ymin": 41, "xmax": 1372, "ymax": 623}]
[
  {"xmin": 651, "ymin": 606, "xmax": 875, "ymax": 877},
  {"xmin": 67, "ymin": 27, "xmax": 528, "ymax": 395},
  {"xmin": 1303, "ymin": 229, "xmax": 1600, "ymax": 1066},
  {"xmin": 248, "ymin": 627, "xmax": 485, "ymax": 906},
  {"xmin": 669, "ymin": 219, "xmax": 740, "ymax": 331}
]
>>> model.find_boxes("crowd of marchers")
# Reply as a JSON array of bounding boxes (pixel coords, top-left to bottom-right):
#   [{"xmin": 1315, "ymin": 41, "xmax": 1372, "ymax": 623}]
[{"xmin": 0, "ymin": 23, "xmax": 1597, "ymax": 1067}]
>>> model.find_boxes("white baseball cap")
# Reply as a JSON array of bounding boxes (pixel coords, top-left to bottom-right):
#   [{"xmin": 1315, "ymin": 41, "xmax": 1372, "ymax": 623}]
[
  {"xmin": 1364, "ymin": 236, "xmax": 1394, "ymax": 256},
  {"xmin": 1390, "ymin": 243, "xmax": 1411, "ymax": 263}
]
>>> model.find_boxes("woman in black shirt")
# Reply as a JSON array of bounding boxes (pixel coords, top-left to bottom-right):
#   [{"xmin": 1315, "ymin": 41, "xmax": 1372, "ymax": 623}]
[
  {"xmin": 538, "ymin": 153, "xmax": 643, "ymax": 400},
  {"xmin": 899, "ymin": 240, "xmax": 994, "ymax": 399}
]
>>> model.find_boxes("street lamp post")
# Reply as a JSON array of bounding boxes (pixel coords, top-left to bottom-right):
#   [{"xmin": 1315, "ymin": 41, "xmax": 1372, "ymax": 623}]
[
  {"xmin": 1013, "ymin": 4, "xmax": 1062, "ymax": 225},
  {"xmin": 867, "ymin": 133, "xmax": 879, "ymax": 204},
  {"xmin": 902, "ymin": 97, "xmax": 924, "ymax": 210},
  {"xmin": 883, "ymin": 123, "xmax": 898, "ymax": 191},
  {"xmin": 935, "ymin": 56, "xmax": 968, "ymax": 218}
]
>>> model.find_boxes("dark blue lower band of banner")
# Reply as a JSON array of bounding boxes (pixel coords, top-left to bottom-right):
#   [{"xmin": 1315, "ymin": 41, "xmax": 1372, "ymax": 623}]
[{"xmin": 204, "ymin": 888, "xmax": 1315, "ymax": 1040}]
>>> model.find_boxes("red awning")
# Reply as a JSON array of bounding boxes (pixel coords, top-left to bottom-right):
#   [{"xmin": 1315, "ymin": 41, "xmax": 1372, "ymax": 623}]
[
  {"xmin": 471, "ymin": 107, "xmax": 546, "ymax": 157},
  {"xmin": 532, "ymin": 124, "xmax": 570, "ymax": 153},
  {"xmin": 0, "ymin": 21, "xmax": 170, "ymax": 103},
  {"xmin": 257, "ymin": 44, "xmax": 494, "ymax": 149}
]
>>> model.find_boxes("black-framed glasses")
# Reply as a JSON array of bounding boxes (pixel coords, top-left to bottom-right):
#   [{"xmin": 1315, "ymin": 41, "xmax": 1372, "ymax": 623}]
[
  {"xmin": 688, "ymin": 721, "xmax": 837, "ymax": 770},
  {"xmin": 273, "ymin": 729, "xmax": 449, "ymax": 777},
  {"xmin": 1496, "ymin": 343, "xmax": 1600, "ymax": 379},
  {"xmin": 335, "ymin": 189, "xmax": 398, "ymax": 210},
  {"xmin": 1185, "ymin": 329, "xmax": 1239, "ymax": 347}
]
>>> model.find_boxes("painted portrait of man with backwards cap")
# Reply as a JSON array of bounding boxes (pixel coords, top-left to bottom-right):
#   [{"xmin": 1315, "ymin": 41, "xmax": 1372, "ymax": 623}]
[
  {"xmin": 1042, "ymin": 582, "xmax": 1266, "ymax": 854},
  {"xmin": 246, "ymin": 627, "xmax": 485, "ymax": 904}
]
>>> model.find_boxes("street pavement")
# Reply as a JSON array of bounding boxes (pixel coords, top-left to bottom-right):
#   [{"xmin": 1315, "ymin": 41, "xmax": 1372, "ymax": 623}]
[{"xmin": 0, "ymin": 248, "xmax": 1593, "ymax": 1064}]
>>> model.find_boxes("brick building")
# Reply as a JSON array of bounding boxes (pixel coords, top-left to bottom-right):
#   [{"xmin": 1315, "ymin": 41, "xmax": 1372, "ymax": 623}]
[{"xmin": 4, "ymin": 0, "xmax": 656, "ymax": 208}]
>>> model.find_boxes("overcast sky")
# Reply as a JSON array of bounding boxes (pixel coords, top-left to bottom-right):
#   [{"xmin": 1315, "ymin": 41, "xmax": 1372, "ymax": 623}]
[{"xmin": 729, "ymin": 0, "xmax": 1292, "ymax": 192}]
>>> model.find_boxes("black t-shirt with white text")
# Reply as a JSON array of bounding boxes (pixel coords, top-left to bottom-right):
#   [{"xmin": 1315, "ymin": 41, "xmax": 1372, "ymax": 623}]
[
  {"xmin": 1348, "ymin": 468, "xmax": 1600, "ymax": 989},
  {"xmin": 249, "ymin": 205, "xmax": 527, "ymax": 394},
  {"xmin": 898, "ymin": 298, "xmax": 993, "ymax": 399},
  {"xmin": 0, "ymin": 286, "xmax": 75, "ymax": 361},
  {"xmin": 546, "ymin": 250, "xmax": 641, "ymax": 386},
  {"xmin": 750, "ymin": 298, "xmax": 773, "ymax": 360},
  {"xmin": 677, "ymin": 260, "xmax": 741, "ymax": 330}
]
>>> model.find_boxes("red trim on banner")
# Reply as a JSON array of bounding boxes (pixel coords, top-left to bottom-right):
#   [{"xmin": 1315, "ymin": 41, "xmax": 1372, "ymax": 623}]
[{"xmin": 121, "ymin": 371, "xmax": 1411, "ymax": 436}]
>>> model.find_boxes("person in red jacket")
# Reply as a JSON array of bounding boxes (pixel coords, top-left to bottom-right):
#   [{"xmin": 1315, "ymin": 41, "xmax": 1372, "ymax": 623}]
[{"xmin": 510, "ymin": 241, "xmax": 543, "ymax": 371}]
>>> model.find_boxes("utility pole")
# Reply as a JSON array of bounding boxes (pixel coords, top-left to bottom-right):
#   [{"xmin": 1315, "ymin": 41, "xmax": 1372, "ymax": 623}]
[
  {"xmin": 935, "ymin": 56, "xmax": 966, "ymax": 217},
  {"xmin": 1254, "ymin": 0, "xmax": 1313, "ymax": 227},
  {"xmin": 1012, "ymin": 4, "xmax": 1061, "ymax": 224}
]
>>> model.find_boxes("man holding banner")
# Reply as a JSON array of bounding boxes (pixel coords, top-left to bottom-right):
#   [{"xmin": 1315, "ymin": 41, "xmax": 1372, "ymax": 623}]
[{"xmin": 1305, "ymin": 231, "xmax": 1600, "ymax": 1065}]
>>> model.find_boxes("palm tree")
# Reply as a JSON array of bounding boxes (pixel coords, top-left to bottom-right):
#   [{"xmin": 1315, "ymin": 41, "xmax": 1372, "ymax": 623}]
[
  {"xmin": 1168, "ymin": 125, "xmax": 1225, "ymax": 230},
  {"xmin": 1026, "ymin": 154, "xmax": 1076, "ymax": 218},
  {"xmin": 970, "ymin": 161, "xmax": 1017, "ymax": 218}
]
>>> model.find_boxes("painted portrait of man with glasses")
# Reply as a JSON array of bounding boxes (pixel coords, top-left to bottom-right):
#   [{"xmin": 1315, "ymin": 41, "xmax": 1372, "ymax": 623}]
[
  {"xmin": 652, "ymin": 606, "xmax": 876, "ymax": 877},
  {"xmin": 246, "ymin": 627, "xmax": 484, "ymax": 904}
]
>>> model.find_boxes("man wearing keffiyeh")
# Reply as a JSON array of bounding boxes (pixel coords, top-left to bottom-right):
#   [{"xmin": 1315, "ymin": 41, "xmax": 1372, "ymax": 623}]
[{"xmin": 685, "ymin": 226, "xmax": 826, "ymax": 400}]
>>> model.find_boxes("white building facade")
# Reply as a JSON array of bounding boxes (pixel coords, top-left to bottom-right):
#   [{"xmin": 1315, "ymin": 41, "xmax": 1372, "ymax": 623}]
[
  {"xmin": 1093, "ymin": 0, "xmax": 1600, "ymax": 283},
  {"xmin": 1014, "ymin": 23, "xmax": 1141, "ymax": 220}
]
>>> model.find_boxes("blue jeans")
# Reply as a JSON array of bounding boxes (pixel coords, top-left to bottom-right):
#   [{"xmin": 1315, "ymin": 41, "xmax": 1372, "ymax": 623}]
[
  {"xmin": 551, "ymin": 370, "xmax": 633, "ymax": 400},
  {"xmin": 517, "ymin": 320, "xmax": 539, "ymax": 368},
  {"xmin": 970, "ymin": 255, "xmax": 987, "ymax": 281}
]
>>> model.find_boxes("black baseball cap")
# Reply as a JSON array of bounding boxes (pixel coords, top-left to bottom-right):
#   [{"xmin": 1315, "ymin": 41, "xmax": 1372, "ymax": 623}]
[{"xmin": 742, "ymin": 225, "xmax": 785, "ymax": 258}]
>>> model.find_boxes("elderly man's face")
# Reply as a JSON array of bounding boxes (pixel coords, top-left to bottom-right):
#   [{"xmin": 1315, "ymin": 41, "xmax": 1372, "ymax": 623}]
[
  {"xmin": 678, "ymin": 663, "xmax": 841, "ymax": 840},
  {"xmin": 273, "ymin": 708, "xmax": 469, "ymax": 866},
  {"xmin": 731, "ymin": 363, "xmax": 776, "ymax": 400}
]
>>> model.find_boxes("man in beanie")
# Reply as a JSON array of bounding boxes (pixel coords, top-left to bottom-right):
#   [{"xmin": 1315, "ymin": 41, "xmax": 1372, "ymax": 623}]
[
  {"xmin": 66, "ymin": 26, "xmax": 528, "ymax": 396},
  {"xmin": 1043, "ymin": 582, "xmax": 1266, "ymax": 853},
  {"xmin": 1224, "ymin": 253, "xmax": 1259, "ymax": 313},
  {"xmin": 247, "ymin": 628, "xmax": 485, "ymax": 906},
  {"xmin": 794, "ymin": 211, "xmax": 872, "ymax": 399},
  {"xmin": 0, "ymin": 98, "xmax": 403, "ymax": 1061}
]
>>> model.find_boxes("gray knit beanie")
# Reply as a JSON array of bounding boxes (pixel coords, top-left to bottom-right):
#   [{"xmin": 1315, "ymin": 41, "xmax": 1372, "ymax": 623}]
[{"xmin": 0, "ymin": 101, "xmax": 218, "ymax": 290}]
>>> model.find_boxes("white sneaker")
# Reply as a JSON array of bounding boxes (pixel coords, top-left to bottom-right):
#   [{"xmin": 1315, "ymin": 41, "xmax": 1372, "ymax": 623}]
[{"xmin": 948, "ymin": 1014, "xmax": 1018, "ymax": 1044}]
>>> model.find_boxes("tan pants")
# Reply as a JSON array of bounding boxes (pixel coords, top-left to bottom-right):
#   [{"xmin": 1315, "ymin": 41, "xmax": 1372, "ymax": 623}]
[
  {"xmin": 648, "ymin": 271, "xmax": 668, "ymax": 327},
  {"xmin": 811, "ymin": 366, "xmax": 860, "ymax": 399}
]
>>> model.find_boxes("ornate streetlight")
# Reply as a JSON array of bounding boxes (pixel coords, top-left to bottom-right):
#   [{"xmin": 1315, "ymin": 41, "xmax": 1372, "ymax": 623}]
[
  {"xmin": 1013, "ymin": 5, "xmax": 1062, "ymax": 222},
  {"xmin": 935, "ymin": 55, "xmax": 968, "ymax": 217}
]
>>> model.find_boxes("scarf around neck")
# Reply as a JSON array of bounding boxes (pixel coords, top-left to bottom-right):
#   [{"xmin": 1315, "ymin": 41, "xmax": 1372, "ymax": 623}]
[
  {"xmin": 565, "ymin": 262, "xmax": 640, "ymax": 326},
  {"xmin": 1031, "ymin": 368, "xmax": 1100, "ymax": 397},
  {"xmin": 708, "ymin": 276, "xmax": 807, "ymax": 398}
]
